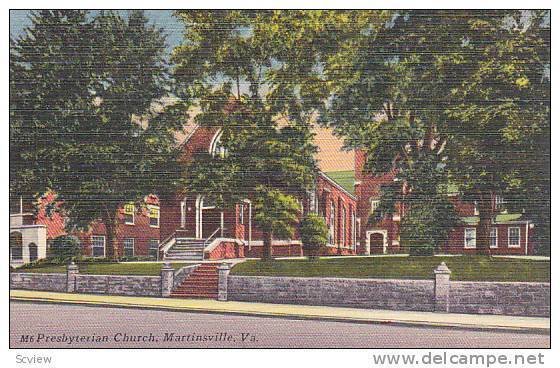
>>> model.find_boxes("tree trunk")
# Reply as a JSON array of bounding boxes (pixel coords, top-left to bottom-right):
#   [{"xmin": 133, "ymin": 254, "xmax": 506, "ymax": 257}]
[
  {"xmin": 477, "ymin": 190, "xmax": 493, "ymax": 256},
  {"xmin": 103, "ymin": 210, "xmax": 120, "ymax": 261},
  {"xmin": 262, "ymin": 230, "xmax": 273, "ymax": 260}
]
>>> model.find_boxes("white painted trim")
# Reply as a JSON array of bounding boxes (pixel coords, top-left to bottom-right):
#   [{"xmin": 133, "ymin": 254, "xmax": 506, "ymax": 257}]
[
  {"xmin": 508, "ymin": 226, "xmax": 521, "ymax": 248},
  {"xmin": 209, "ymin": 129, "xmax": 225, "ymax": 156},
  {"xmin": 91, "ymin": 235, "xmax": 106, "ymax": 258},
  {"xmin": 318, "ymin": 172, "xmax": 357, "ymax": 200},
  {"xmin": 204, "ymin": 237, "xmax": 244, "ymax": 253},
  {"xmin": 464, "ymin": 227, "xmax": 476, "ymax": 249},
  {"xmin": 10, "ymin": 224, "xmax": 47, "ymax": 230},
  {"xmin": 242, "ymin": 240, "xmax": 303, "ymax": 246},
  {"xmin": 148, "ymin": 205, "xmax": 160, "ymax": 228},
  {"xmin": 123, "ymin": 237, "xmax": 135, "ymax": 256},
  {"xmin": 365, "ymin": 229, "xmax": 388, "ymax": 254},
  {"xmin": 160, "ymin": 237, "xmax": 176, "ymax": 256},
  {"xmin": 525, "ymin": 221, "xmax": 529, "ymax": 255},
  {"xmin": 490, "ymin": 227, "xmax": 498, "ymax": 248}
]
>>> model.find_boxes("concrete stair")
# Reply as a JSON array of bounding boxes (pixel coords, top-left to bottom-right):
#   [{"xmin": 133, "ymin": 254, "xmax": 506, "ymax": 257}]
[
  {"xmin": 170, "ymin": 263, "xmax": 220, "ymax": 299},
  {"xmin": 164, "ymin": 238, "xmax": 206, "ymax": 261}
]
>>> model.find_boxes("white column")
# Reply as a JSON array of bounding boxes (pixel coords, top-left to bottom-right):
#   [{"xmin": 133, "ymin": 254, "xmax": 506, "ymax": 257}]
[
  {"xmin": 220, "ymin": 211, "xmax": 224, "ymax": 237},
  {"xmin": 248, "ymin": 201, "xmax": 252, "ymax": 250}
]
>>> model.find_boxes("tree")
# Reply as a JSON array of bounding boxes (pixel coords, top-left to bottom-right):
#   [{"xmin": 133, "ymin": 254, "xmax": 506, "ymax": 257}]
[
  {"xmin": 444, "ymin": 11, "xmax": 550, "ymax": 255},
  {"xmin": 172, "ymin": 11, "xmax": 331, "ymax": 259},
  {"xmin": 318, "ymin": 10, "xmax": 549, "ymax": 255},
  {"xmin": 10, "ymin": 10, "xmax": 184, "ymax": 260},
  {"xmin": 318, "ymin": 11, "xmax": 464, "ymax": 251},
  {"xmin": 48, "ymin": 235, "xmax": 82, "ymax": 262},
  {"xmin": 300, "ymin": 213, "xmax": 329, "ymax": 258}
]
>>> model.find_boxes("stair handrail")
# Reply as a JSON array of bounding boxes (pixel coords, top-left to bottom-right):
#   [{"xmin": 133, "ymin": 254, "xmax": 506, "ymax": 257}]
[
  {"xmin": 204, "ymin": 227, "xmax": 223, "ymax": 247},
  {"xmin": 159, "ymin": 231, "xmax": 177, "ymax": 258}
]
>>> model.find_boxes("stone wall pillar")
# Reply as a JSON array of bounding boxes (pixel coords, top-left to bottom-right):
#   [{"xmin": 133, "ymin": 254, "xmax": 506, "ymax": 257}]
[
  {"xmin": 160, "ymin": 262, "xmax": 174, "ymax": 297},
  {"xmin": 217, "ymin": 262, "xmax": 231, "ymax": 301},
  {"xmin": 433, "ymin": 262, "xmax": 451, "ymax": 312},
  {"xmin": 66, "ymin": 262, "xmax": 79, "ymax": 292}
]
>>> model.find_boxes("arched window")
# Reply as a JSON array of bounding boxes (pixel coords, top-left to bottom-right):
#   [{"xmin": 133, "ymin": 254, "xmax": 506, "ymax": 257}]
[
  {"xmin": 10, "ymin": 232, "xmax": 23, "ymax": 261},
  {"xmin": 209, "ymin": 130, "xmax": 228, "ymax": 158}
]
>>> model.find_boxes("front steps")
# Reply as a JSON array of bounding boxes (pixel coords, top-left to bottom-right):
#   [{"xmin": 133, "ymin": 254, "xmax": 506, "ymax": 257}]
[
  {"xmin": 164, "ymin": 238, "xmax": 206, "ymax": 261},
  {"xmin": 170, "ymin": 263, "xmax": 220, "ymax": 299}
]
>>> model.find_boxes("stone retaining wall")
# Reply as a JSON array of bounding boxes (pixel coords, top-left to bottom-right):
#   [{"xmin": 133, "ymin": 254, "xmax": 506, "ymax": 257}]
[
  {"xmin": 227, "ymin": 274, "xmax": 550, "ymax": 317},
  {"xmin": 228, "ymin": 276, "xmax": 435, "ymax": 311},
  {"xmin": 74, "ymin": 274, "xmax": 161, "ymax": 297},
  {"xmin": 449, "ymin": 281, "xmax": 550, "ymax": 317},
  {"xmin": 10, "ymin": 272, "xmax": 67, "ymax": 292}
]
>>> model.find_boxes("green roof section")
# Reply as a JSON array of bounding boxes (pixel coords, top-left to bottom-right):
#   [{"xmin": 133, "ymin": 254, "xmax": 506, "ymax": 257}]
[
  {"xmin": 461, "ymin": 213, "xmax": 524, "ymax": 225},
  {"xmin": 324, "ymin": 170, "xmax": 355, "ymax": 195}
]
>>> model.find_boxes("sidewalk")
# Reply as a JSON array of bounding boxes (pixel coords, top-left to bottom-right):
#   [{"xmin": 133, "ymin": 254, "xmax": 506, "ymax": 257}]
[{"xmin": 10, "ymin": 289, "xmax": 550, "ymax": 334}]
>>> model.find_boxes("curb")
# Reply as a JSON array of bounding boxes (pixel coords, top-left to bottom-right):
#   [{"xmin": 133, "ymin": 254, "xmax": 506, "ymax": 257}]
[{"xmin": 10, "ymin": 295, "xmax": 550, "ymax": 336}]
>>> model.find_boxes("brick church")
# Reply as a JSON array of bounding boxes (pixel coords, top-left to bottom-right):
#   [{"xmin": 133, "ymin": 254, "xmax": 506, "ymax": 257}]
[
  {"xmin": 10, "ymin": 120, "xmax": 536, "ymax": 266},
  {"xmin": 157, "ymin": 123, "xmax": 536, "ymax": 261}
]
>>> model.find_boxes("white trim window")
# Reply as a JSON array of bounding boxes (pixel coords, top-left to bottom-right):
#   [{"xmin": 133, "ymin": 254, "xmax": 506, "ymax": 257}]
[
  {"xmin": 370, "ymin": 199, "xmax": 380, "ymax": 214},
  {"xmin": 329, "ymin": 201, "xmax": 336, "ymax": 245},
  {"xmin": 148, "ymin": 206, "xmax": 160, "ymax": 228},
  {"xmin": 341, "ymin": 205, "xmax": 347, "ymax": 247},
  {"xmin": 464, "ymin": 228, "xmax": 476, "ymax": 249},
  {"xmin": 149, "ymin": 239, "xmax": 159, "ymax": 259},
  {"xmin": 123, "ymin": 238, "xmax": 135, "ymax": 257},
  {"xmin": 239, "ymin": 203, "xmax": 244, "ymax": 225},
  {"xmin": 490, "ymin": 227, "xmax": 498, "ymax": 248},
  {"xmin": 91, "ymin": 236, "xmax": 106, "ymax": 257},
  {"xmin": 508, "ymin": 227, "xmax": 521, "ymax": 248},
  {"xmin": 124, "ymin": 203, "xmax": 135, "ymax": 225}
]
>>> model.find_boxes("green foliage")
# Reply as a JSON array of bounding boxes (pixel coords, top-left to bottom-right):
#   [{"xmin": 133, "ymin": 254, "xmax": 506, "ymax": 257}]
[
  {"xmin": 48, "ymin": 235, "xmax": 82, "ymax": 261},
  {"xmin": 318, "ymin": 10, "xmax": 549, "ymax": 254},
  {"xmin": 173, "ymin": 11, "xmax": 324, "ymax": 259},
  {"xmin": 10, "ymin": 10, "xmax": 185, "ymax": 259},
  {"xmin": 300, "ymin": 213, "xmax": 329, "ymax": 256},
  {"xmin": 253, "ymin": 187, "xmax": 301, "ymax": 239}
]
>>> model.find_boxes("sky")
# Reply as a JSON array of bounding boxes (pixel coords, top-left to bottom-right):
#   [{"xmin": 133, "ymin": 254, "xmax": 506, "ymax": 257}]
[
  {"xmin": 10, "ymin": 10, "xmax": 185, "ymax": 52},
  {"xmin": 9, "ymin": 10, "xmax": 355, "ymax": 173}
]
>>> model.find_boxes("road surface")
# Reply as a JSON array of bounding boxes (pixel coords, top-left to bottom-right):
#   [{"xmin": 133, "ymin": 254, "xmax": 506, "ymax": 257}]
[{"xmin": 10, "ymin": 301, "xmax": 549, "ymax": 348}]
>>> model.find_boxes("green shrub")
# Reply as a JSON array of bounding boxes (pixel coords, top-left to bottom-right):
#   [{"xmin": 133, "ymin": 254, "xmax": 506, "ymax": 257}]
[
  {"xmin": 408, "ymin": 243, "xmax": 435, "ymax": 256},
  {"xmin": 300, "ymin": 213, "xmax": 328, "ymax": 258},
  {"xmin": 118, "ymin": 256, "xmax": 155, "ymax": 262},
  {"xmin": 48, "ymin": 235, "xmax": 82, "ymax": 262}
]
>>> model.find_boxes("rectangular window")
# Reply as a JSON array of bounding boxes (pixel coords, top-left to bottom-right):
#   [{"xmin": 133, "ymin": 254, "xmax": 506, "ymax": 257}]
[
  {"xmin": 473, "ymin": 201, "xmax": 479, "ymax": 216},
  {"xmin": 124, "ymin": 203, "xmax": 135, "ymax": 225},
  {"xmin": 123, "ymin": 238, "xmax": 135, "ymax": 257},
  {"xmin": 341, "ymin": 205, "xmax": 347, "ymax": 247},
  {"xmin": 489, "ymin": 227, "xmax": 498, "ymax": 248},
  {"xmin": 149, "ymin": 239, "xmax": 159, "ymax": 259},
  {"xmin": 91, "ymin": 236, "xmax": 105, "ymax": 257},
  {"xmin": 490, "ymin": 227, "xmax": 498, "ymax": 248},
  {"xmin": 329, "ymin": 201, "xmax": 336, "ymax": 245},
  {"xmin": 508, "ymin": 227, "xmax": 521, "ymax": 247},
  {"xmin": 371, "ymin": 199, "xmax": 380, "ymax": 213},
  {"xmin": 464, "ymin": 228, "xmax": 476, "ymax": 249},
  {"xmin": 149, "ymin": 206, "xmax": 159, "ymax": 227}
]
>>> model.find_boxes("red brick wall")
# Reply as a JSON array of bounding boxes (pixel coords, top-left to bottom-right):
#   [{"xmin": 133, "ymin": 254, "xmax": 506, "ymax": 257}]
[
  {"xmin": 354, "ymin": 150, "xmax": 401, "ymax": 254},
  {"xmin": 443, "ymin": 223, "xmax": 534, "ymax": 255},
  {"xmin": 315, "ymin": 174, "xmax": 357, "ymax": 254},
  {"xmin": 77, "ymin": 206, "xmax": 160, "ymax": 257}
]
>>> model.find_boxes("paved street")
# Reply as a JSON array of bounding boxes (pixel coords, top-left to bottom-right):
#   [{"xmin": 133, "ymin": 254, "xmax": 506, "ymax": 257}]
[{"xmin": 10, "ymin": 302, "xmax": 549, "ymax": 348}]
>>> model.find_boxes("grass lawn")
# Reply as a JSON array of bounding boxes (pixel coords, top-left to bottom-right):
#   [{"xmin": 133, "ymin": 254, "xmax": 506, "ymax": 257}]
[
  {"xmin": 230, "ymin": 256, "xmax": 550, "ymax": 282},
  {"xmin": 14, "ymin": 262, "xmax": 188, "ymax": 276}
]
